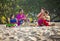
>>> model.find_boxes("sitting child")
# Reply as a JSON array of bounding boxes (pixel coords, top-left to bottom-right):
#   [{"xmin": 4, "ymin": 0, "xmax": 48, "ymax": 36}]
[
  {"xmin": 44, "ymin": 10, "xmax": 50, "ymax": 22},
  {"xmin": 44, "ymin": 10, "xmax": 55, "ymax": 26},
  {"xmin": 6, "ymin": 14, "xmax": 17, "ymax": 27},
  {"xmin": 42, "ymin": 10, "xmax": 50, "ymax": 26},
  {"xmin": 10, "ymin": 14, "xmax": 17, "ymax": 24}
]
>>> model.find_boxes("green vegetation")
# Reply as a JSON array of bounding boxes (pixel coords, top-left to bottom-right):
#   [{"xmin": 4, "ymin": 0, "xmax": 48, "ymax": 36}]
[{"xmin": 0, "ymin": 0, "xmax": 60, "ymax": 24}]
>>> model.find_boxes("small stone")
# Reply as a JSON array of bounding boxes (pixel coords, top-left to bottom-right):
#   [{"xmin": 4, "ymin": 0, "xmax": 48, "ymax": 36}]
[
  {"xmin": 29, "ymin": 36, "xmax": 37, "ymax": 41},
  {"xmin": 14, "ymin": 36, "xmax": 18, "ymax": 40},
  {"xmin": 9, "ymin": 36, "xmax": 14, "ymax": 39},
  {"xmin": 9, "ymin": 37, "xmax": 14, "ymax": 39},
  {"xmin": 0, "ymin": 34, "xmax": 3, "ymax": 40},
  {"xmin": 4, "ymin": 33, "xmax": 9, "ymax": 36},
  {"xmin": 43, "ymin": 40, "xmax": 47, "ymax": 41},
  {"xmin": 3, "ymin": 38, "xmax": 10, "ymax": 41},
  {"xmin": 19, "ymin": 38, "xmax": 24, "ymax": 41},
  {"xmin": 31, "ymin": 31, "xmax": 36, "ymax": 34}
]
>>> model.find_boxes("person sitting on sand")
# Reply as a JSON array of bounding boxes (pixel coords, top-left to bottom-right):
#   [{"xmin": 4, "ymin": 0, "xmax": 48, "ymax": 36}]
[
  {"xmin": 44, "ymin": 10, "xmax": 50, "ymax": 22},
  {"xmin": 44, "ymin": 10, "xmax": 55, "ymax": 26},
  {"xmin": 42, "ymin": 10, "xmax": 50, "ymax": 26},
  {"xmin": 37, "ymin": 7, "xmax": 46, "ymax": 26},
  {"xmin": 10, "ymin": 14, "xmax": 17, "ymax": 24},
  {"xmin": 16, "ymin": 9, "xmax": 26, "ymax": 26}
]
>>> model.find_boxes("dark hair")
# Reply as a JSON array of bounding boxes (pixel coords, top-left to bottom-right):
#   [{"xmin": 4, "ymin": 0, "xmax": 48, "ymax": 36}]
[
  {"xmin": 10, "ymin": 14, "xmax": 14, "ymax": 19},
  {"xmin": 41, "ymin": 7, "xmax": 45, "ymax": 10},
  {"xmin": 45, "ymin": 10, "xmax": 49, "ymax": 14},
  {"xmin": 19, "ymin": 8, "xmax": 23, "ymax": 12}
]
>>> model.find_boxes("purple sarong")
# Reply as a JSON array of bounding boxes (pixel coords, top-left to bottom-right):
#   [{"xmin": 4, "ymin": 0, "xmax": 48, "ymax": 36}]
[{"xmin": 16, "ymin": 13, "xmax": 26, "ymax": 26}]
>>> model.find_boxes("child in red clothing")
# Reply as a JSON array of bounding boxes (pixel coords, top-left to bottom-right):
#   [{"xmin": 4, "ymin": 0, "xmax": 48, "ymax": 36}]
[
  {"xmin": 42, "ymin": 10, "xmax": 55, "ymax": 26},
  {"xmin": 43, "ymin": 10, "xmax": 50, "ymax": 26}
]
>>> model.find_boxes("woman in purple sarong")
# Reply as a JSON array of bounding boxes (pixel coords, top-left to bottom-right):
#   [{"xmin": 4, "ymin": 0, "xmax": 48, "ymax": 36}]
[
  {"xmin": 37, "ymin": 7, "xmax": 45, "ymax": 26},
  {"xmin": 16, "ymin": 9, "xmax": 26, "ymax": 26}
]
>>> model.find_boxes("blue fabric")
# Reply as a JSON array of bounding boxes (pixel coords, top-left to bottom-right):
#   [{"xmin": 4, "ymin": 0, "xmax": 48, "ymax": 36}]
[
  {"xmin": 10, "ymin": 18, "xmax": 17, "ymax": 23},
  {"xmin": 19, "ymin": 20, "xmax": 24, "ymax": 25}
]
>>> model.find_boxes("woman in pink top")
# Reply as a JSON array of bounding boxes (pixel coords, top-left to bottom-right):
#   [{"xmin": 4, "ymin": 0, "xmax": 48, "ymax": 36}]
[{"xmin": 16, "ymin": 9, "xmax": 26, "ymax": 26}]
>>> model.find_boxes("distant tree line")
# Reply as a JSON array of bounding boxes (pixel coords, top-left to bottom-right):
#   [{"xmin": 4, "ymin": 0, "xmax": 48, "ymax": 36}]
[{"xmin": 0, "ymin": 0, "xmax": 60, "ymax": 23}]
